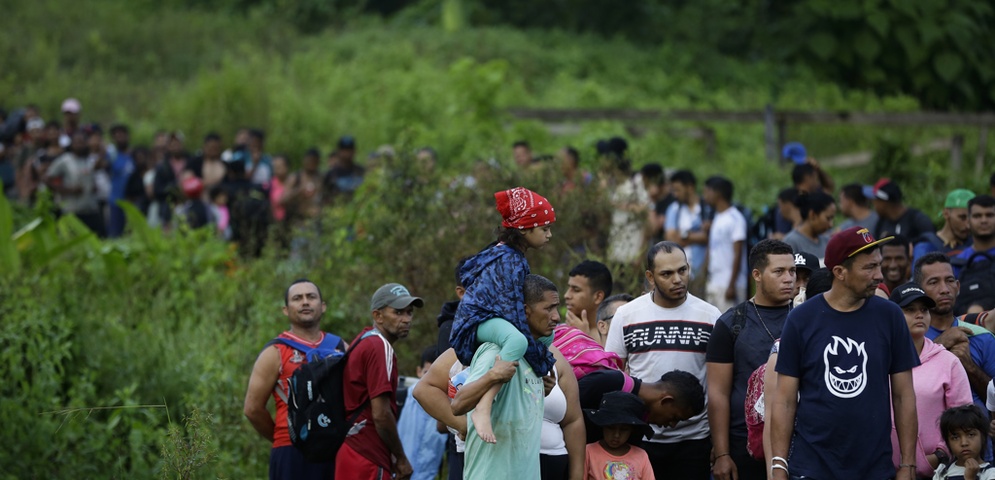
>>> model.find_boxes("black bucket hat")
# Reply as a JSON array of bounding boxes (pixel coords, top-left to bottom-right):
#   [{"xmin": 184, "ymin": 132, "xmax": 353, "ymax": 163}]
[{"xmin": 583, "ymin": 391, "xmax": 653, "ymax": 440}]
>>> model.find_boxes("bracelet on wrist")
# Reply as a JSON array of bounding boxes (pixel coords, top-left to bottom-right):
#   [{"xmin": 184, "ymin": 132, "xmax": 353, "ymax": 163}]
[
  {"xmin": 714, "ymin": 453, "xmax": 730, "ymax": 460},
  {"xmin": 899, "ymin": 463, "xmax": 916, "ymax": 469},
  {"xmin": 771, "ymin": 456, "xmax": 788, "ymax": 466},
  {"xmin": 771, "ymin": 464, "xmax": 789, "ymax": 475}
]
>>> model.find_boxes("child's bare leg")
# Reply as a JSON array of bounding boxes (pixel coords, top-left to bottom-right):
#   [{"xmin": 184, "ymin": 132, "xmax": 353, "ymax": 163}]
[
  {"xmin": 471, "ymin": 318, "xmax": 527, "ymax": 444},
  {"xmin": 471, "ymin": 384, "xmax": 500, "ymax": 443}
]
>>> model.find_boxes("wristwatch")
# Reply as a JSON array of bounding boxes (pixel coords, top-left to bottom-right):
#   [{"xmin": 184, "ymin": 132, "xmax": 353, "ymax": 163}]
[{"xmin": 681, "ymin": 231, "xmax": 690, "ymax": 241}]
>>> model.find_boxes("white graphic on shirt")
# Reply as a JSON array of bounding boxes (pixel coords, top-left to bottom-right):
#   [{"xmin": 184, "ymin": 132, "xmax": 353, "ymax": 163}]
[
  {"xmin": 603, "ymin": 461, "xmax": 633, "ymax": 479},
  {"xmin": 823, "ymin": 336, "xmax": 867, "ymax": 398}
]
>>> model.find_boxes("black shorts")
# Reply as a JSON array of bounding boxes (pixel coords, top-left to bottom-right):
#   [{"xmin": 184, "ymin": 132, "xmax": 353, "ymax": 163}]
[{"xmin": 269, "ymin": 446, "xmax": 334, "ymax": 480}]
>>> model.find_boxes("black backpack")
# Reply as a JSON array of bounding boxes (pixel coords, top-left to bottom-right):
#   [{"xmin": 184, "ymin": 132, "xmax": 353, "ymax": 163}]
[
  {"xmin": 270, "ymin": 333, "xmax": 368, "ymax": 463},
  {"xmin": 954, "ymin": 251, "xmax": 995, "ymax": 316}
]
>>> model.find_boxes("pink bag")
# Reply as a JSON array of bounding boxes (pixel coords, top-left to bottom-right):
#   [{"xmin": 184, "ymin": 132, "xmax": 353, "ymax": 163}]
[{"xmin": 552, "ymin": 325, "xmax": 624, "ymax": 380}]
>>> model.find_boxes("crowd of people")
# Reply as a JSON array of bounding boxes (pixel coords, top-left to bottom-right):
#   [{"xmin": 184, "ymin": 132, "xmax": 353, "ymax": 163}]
[
  {"xmin": 11, "ymin": 98, "xmax": 995, "ymax": 479},
  {"xmin": 242, "ymin": 185, "xmax": 995, "ymax": 480},
  {"xmin": 0, "ymin": 98, "xmax": 387, "ymax": 256}
]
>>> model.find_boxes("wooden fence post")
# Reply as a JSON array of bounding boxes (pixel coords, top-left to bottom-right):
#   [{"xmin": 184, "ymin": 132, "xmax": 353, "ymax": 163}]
[
  {"xmin": 977, "ymin": 126, "xmax": 989, "ymax": 177},
  {"xmin": 764, "ymin": 105, "xmax": 776, "ymax": 161},
  {"xmin": 951, "ymin": 134, "xmax": 964, "ymax": 171}
]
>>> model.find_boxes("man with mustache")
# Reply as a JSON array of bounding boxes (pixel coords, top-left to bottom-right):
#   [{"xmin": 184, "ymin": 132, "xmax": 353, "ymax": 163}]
[
  {"xmin": 605, "ymin": 241, "xmax": 721, "ymax": 478},
  {"xmin": 914, "ymin": 253, "xmax": 995, "ymax": 414},
  {"xmin": 338, "ymin": 283, "xmax": 424, "ymax": 480},
  {"xmin": 769, "ymin": 227, "xmax": 919, "ymax": 480},
  {"xmin": 243, "ymin": 279, "xmax": 348, "ymax": 479}
]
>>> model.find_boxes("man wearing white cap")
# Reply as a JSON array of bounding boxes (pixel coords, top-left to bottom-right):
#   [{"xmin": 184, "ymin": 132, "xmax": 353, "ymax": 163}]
[{"xmin": 58, "ymin": 98, "xmax": 82, "ymax": 149}]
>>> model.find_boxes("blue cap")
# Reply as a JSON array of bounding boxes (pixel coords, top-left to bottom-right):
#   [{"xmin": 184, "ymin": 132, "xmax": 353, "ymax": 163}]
[
  {"xmin": 782, "ymin": 142, "xmax": 807, "ymax": 164},
  {"xmin": 861, "ymin": 185, "xmax": 875, "ymax": 199}
]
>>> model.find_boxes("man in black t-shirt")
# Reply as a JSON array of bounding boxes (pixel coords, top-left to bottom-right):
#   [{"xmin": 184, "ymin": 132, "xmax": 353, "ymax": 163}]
[
  {"xmin": 577, "ymin": 369, "xmax": 705, "ymax": 444},
  {"xmin": 770, "ymin": 226, "xmax": 919, "ymax": 480},
  {"xmin": 641, "ymin": 163, "xmax": 676, "ymax": 244},
  {"xmin": 323, "ymin": 135, "xmax": 364, "ymax": 205},
  {"xmin": 706, "ymin": 239, "xmax": 797, "ymax": 480},
  {"xmin": 872, "ymin": 178, "xmax": 935, "ymax": 240}
]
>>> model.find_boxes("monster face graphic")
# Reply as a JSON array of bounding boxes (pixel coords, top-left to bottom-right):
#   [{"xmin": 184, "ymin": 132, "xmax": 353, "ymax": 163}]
[{"xmin": 823, "ymin": 336, "xmax": 868, "ymax": 398}]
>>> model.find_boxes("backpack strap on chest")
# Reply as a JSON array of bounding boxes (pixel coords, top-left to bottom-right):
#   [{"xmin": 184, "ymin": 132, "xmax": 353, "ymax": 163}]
[{"xmin": 730, "ymin": 302, "xmax": 748, "ymax": 344}]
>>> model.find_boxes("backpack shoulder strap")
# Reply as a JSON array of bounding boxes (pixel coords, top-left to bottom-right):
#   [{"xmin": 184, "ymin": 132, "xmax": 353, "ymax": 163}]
[
  {"xmin": 730, "ymin": 302, "xmax": 748, "ymax": 344},
  {"xmin": 269, "ymin": 336, "xmax": 312, "ymax": 353},
  {"xmin": 962, "ymin": 313, "xmax": 982, "ymax": 326},
  {"xmin": 318, "ymin": 332, "xmax": 344, "ymax": 351},
  {"xmin": 956, "ymin": 251, "xmax": 995, "ymax": 278}
]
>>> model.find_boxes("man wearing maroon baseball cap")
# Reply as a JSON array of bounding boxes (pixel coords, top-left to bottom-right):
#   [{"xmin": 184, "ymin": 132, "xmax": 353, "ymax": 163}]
[{"xmin": 769, "ymin": 226, "xmax": 921, "ymax": 480}]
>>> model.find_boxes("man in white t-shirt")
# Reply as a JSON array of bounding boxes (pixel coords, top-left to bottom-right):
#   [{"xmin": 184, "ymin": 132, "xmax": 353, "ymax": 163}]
[
  {"xmin": 665, "ymin": 170, "xmax": 713, "ymax": 298},
  {"xmin": 704, "ymin": 176, "xmax": 747, "ymax": 314},
  {"xmin": 605, "ymin": 241, "xmax": 721, "ymax": 479}
]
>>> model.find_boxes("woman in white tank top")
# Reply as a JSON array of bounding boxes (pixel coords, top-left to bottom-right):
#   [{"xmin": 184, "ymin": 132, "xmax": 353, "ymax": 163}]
[{"xmin": 540, "ymin": 346, "xmax": 586, "ymax": 479}]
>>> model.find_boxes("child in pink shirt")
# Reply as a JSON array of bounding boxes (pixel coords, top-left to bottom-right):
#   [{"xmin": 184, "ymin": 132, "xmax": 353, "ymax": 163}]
[{"xmin": 584, "ymin": 391, "xmax": 656, "ymax": 480}]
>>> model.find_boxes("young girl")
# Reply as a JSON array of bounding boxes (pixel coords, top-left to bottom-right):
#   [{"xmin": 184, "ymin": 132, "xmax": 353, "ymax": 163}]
[
  {"xmin": 584, "ymin": 391, "xmax": 655, "ymax": 480},
  {"xmin": 450, "ymin": 186, "xmax": 557, "ymax": 443},
  {"xmin": 934, "ymin": 405, "xmax": 995, "ymax": 480}
]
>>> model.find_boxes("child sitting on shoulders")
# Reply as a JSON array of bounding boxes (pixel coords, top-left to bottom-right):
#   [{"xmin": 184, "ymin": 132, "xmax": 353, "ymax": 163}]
[
  {"xmin": 584, "ymin": 391, "xmax": 656, "ymax": 480},
  {"xmin": 934, "ymin": 405, "xmax": 995, "ymax": 480},
  {"xmin": 450, "ymin": 186, "xmax": 557, "ymax": 444}
]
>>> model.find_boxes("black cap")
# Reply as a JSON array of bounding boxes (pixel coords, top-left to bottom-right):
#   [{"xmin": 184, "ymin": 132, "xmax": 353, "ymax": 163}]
[
  {"xmin": 874, "ymin": 179, "xmax": 903, "ymax": 203},
  {"xmin": 793, "ymin": 251, "xmax": 821, "ymax": 273},
  {"xmin": 889, "ymin": 282, "xmax": 936, "ymax": 308},
  {"xmin": 583, "ymin": 391, "xmax": 653, "ymax": 440},
  {"xmin": 338, "ymin": 135, "xmax": 356, "ymax": 149}
]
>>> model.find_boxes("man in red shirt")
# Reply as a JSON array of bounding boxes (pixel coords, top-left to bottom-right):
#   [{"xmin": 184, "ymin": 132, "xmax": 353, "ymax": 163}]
[
  {"xmin": 243, "ymin": 279, "xmax": 347, "ymax": 480},
  {"xmin": 337, "ymin": 283, "xmax": 424, "ymax": 480}
]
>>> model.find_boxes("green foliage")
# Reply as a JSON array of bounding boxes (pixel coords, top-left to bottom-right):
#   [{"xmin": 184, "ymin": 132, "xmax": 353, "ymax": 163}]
[
  {"xmin": 412, "ymin": 0, "xmax": 995, "ymax": 111},
  {"xmin": 159, "ymin": 408, "xmax": 219, "ymax": 480},
  {"xmin": 777, "ymin": 0, "xmax": 995, "ymax": 110}
]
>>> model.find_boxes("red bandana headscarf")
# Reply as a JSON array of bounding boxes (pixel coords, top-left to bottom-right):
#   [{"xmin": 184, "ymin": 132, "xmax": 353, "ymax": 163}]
[{"xmin": 494, "ymin": 187, "xmax": 556, "ymax": 230}]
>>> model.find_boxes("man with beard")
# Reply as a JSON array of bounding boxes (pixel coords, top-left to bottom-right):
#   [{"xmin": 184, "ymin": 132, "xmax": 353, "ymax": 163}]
[
  {"xmin": 337, "ymin": 283, "xmax": 423, "ymax": 480},
  {"xmin": 880, "ymin": 234, "xmax": 912, "ymax": 295},
  {"xmin": 707, "ymin": 240, "xmax": 797, "ymax": 480},
  {"xmin": 243, "ymin": 279, "xmax": 348, "ymax": 479},
  {"xmin": 914, "ymin": 253, "xmax": 995, "ymax": 412},
  {"xmin": 913, "ymin": 189, "xmax": 974, "ymax": 265},
  {"xmin": 770, "ymin": 226, "xmax": 919, "ymax": 480},
  {"xmin": 45, "ymin": 130, "xmax": 104, "ymax": 236},
  {"xmin": 952, "ymin": 195, "xmax": 995, "ymax": 279},
  {"xmin": 605, "ymin": 241, "xmax": 721, "ymax": 479}
]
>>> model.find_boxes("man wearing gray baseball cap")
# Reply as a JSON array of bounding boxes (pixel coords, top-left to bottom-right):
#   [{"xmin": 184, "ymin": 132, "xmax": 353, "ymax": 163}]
[{"xmin": 336, "ymin": 282, "xmax": 424, "ymax": 480}]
